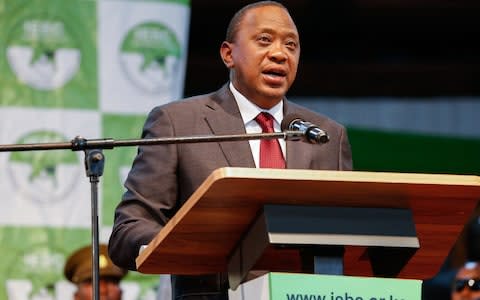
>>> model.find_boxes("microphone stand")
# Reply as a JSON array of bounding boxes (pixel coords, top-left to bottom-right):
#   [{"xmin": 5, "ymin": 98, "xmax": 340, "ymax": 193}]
[{"xmin": 0, "ymin": 131, "xmax": 303, "ymax": 300}]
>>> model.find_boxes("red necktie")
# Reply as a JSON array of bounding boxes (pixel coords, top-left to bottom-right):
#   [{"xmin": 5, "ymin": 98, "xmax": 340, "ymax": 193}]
[{"xmin": 255, "ymin": 112, "xmax": 286, "ymax": 169}]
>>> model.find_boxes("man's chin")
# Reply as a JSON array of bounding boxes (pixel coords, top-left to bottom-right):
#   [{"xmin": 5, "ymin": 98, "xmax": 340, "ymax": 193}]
[{"xmin": 262, "ymin": 85, "xmax": 288, "ymax": 98}]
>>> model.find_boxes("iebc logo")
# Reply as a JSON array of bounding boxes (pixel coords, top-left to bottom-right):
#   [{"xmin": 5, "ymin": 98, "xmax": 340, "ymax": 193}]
[
  {"xmin": 5, "ymin": 15, "xmax": 81, "ymax": 91},
  {"xmin": 119, "ymin": 21, "xmax": 181, "ymax": 93}
]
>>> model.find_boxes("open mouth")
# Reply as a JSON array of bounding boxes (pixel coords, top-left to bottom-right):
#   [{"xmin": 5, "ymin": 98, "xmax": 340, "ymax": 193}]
[{"xmin": 263, "ymin": 68, "xmax": 287, "ymax": 78}]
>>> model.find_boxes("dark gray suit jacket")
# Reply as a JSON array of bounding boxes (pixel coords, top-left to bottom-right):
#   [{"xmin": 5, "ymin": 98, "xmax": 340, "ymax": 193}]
[{"xmin": 108, "ymin": 83, "xmax": 352, "ymax": 298}]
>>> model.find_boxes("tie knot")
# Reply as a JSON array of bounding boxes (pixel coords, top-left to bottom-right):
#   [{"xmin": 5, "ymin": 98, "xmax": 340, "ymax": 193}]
[{"xmin": 255, "ymin": 112, "xmax": 275, "ymax": 133}]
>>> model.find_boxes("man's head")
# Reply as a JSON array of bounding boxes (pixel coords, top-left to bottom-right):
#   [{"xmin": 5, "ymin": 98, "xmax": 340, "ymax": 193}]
[
  {"xmin": 452, "ymin": 261, "xmax": 480, "ymax": 300},
  {"xmin": 64, "ymin": 244, "xmax": 127, "ymax": 300},
  {"xmin": 220, "ymin": 1, "xmax": 300, "ymax": 109}
]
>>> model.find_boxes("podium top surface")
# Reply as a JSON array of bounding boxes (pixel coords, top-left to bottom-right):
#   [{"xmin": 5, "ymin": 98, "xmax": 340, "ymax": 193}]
[{"xmin": 136, "ymin": 167, "xmax": 480, "ymax": 279}]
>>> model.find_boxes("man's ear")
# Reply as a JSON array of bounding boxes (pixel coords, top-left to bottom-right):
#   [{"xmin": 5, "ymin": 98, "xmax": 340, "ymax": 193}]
[{"xmin": 220, "ymin": 41, "xmax": 234, "ymax": 68}]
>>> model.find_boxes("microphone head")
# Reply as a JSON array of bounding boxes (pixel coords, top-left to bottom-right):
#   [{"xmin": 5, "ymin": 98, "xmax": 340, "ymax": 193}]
[
  {"xmin": 281, "ymin": 113, "xmax": 330, "ymax": 144},
  {"xmin": 281, "ymin": 114, "xmax": 303, "ymax": 131}
]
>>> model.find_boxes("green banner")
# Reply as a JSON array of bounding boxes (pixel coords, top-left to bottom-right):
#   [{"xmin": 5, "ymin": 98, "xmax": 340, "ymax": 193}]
[
  {"xmin": 0, "ymin": 0, "xmax": 190, "ymax": 299},
  {"xmin": 348, "ymin": 127, "xmax": 480, "ymax": 175}
]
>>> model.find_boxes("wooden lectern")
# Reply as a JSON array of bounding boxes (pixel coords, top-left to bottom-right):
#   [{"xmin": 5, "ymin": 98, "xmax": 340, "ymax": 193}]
[{"xmin": 136, "ymin": 167, "xmax": 480, "ymax": 289}]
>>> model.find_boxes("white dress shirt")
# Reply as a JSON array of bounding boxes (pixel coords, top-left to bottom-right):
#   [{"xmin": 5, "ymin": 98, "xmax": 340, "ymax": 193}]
[{"xmin": 229, "ymin": 82, "xmax": 286, "ymax": 168}]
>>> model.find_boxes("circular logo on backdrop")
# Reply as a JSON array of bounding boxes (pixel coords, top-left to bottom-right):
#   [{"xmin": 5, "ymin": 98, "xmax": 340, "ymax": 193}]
[
  {"xmin": 5, "ymin": 14, "xmax": 81, "ymax": 90},
  {"xmin": 119, "ymin": 21, "xmax": 182, "ymax": 93},
  {"xmin": 8, "ymin": 130, "xmax": 81, "ymax": 203}
]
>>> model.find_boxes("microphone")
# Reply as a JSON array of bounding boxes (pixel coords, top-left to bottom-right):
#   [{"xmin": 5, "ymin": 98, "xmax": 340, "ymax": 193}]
[{"xmin": 281, "ymin": 114, "xmax": 330, "ymax": 144}]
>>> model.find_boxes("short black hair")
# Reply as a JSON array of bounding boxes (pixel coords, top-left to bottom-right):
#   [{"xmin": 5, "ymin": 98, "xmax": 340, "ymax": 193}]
[{"xmin": 225, "ymin": 1, "xmax": 289, "ymax": 43}]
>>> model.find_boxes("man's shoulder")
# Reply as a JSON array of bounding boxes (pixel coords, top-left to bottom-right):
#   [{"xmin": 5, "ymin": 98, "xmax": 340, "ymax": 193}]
[
  {"xmin": 162, "ymin": 92, "xmax": 215, "ymax": 109},
  {"xmin": 154, "ymin": 84, "xmax": 229, "ymax": 112}
]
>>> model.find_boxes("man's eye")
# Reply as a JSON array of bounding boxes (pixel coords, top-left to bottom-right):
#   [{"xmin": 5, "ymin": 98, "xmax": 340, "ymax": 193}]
[
  {"xmin": 286, "ymin": 41, "xmax": 297, "ymax": 49},
  {"xmin": 258, "ymin": 36, "xmax": 271, "ymax": 43}
]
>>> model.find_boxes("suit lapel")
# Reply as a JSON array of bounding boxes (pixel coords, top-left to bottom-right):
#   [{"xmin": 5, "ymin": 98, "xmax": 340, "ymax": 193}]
[
  {"xmin": 284, "ymin": 102, "xmax": 313, "ymax": 169},
  {"xmin": 204, "ymin": 85, "xmax": 256, "ymax": 168},
  {"xmin": 202, "ymin": 87, "xmax": 313, "ymax": 170}
]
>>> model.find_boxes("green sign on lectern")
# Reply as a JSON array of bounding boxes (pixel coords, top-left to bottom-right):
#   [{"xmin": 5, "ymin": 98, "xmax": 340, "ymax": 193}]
[{"xmin": 229, "ymin": 272, "xmax": 421, "ymax": 300}]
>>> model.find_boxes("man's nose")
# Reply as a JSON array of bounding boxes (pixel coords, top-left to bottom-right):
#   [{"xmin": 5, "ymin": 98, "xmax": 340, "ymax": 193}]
[{"xmin": 268, "ymin": 43, "xmax": 288, "ymax": 62}]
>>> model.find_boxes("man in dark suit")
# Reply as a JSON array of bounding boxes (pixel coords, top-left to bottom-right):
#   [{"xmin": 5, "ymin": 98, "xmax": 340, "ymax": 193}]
[{"xmin": 108, "ymin": 1, "xmax": 353, "ymax": 299}]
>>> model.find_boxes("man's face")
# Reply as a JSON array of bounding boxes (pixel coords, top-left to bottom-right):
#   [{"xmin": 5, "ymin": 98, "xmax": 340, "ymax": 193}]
[
  {"xmin": 74, "ymin": 278, "xmax": 122, "ymax": 300},
  {"xmin": 452, "ymin": 264, "xmax": 480, "ymax": 300},
  {"xmin": 221, "ymin": 5, "xmax": 300, "ymax": 109}
]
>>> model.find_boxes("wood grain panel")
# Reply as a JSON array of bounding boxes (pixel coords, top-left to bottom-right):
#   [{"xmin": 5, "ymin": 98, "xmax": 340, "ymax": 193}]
[{"xmin": 136, "ymin": 167, "xmax": 480, "ymax": 280}]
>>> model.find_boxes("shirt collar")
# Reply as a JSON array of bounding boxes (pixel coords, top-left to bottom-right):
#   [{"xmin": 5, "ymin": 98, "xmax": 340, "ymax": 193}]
[{"xmin": 229, "ymin": 82, "xmax": 284, "ymax": 125}]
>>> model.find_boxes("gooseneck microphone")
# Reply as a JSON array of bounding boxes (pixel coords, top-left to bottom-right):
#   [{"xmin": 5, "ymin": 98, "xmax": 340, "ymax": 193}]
[{"xmin": 281, "ymin": 114, "xmax": 330, "ymax": 144}]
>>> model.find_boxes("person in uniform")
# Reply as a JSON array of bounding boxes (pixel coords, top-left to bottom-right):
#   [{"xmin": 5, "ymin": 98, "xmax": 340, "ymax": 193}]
[
  {"xmin": 64, "ymin": 244, "xmax": 128, "ymax": 300},
  {"xmin": 451, "ymin": 261, "xmax": 480, "ymax": 300}
]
